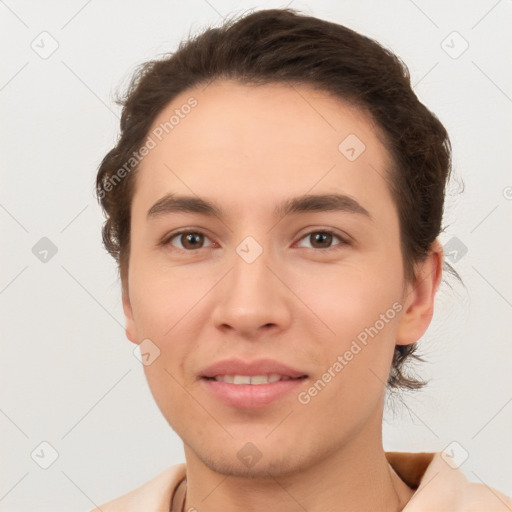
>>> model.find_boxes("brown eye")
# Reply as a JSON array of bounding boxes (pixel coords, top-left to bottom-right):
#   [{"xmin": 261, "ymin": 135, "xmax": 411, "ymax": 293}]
[
  {"xmin": 296, "ymin": 230, "xmax": 345, "ymax": 250},
  {"xmin": 166, "ymin": 231, "xmax": 213, "ymax": 251},
  {"xmin": 310, "ymin": 232, "xmax": 333, "ymax": 249},
  {"xmin": 181, "ymin": 233, "xmax": 204, "ymax": 249}
]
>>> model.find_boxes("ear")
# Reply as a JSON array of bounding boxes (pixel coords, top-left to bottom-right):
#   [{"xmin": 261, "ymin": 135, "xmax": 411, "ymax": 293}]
[
  {"xmin": 122, "ymin": 287, "xmax": 139, "ymax": 345},
  {"xmin": 396, "ymin": 239, "xmax": 443, "ymax": 346}
]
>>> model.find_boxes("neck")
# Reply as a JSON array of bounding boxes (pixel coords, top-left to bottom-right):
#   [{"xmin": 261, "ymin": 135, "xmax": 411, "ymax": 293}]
[{"xmin": 182, "ymin": 414, "xmax": 414, "ymax": 512}]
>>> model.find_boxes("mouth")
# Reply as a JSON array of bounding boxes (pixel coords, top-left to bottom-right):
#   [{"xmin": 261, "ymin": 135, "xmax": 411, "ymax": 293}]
[
  {"xmin": 200, "ymin": 374, "xmax": 309, "ymax": 409},
  {"xmin": 198, "ymin": 358, "xmax": 309, "ymax": 408},
  {"xmin": 202, "ymin": 374, "xmax": 308, "ymax": 384}
]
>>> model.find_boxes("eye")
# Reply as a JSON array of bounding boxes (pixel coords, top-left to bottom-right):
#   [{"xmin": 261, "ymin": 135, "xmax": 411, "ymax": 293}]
[
  {"xmin": 295, "ymin": 230, "xmax": 347, "ymax": 250},
  {"xmin": 164, "ymin": 230, "xmax": 215, "ymax": 251},
  {"xmin": 162, "ymin": 229, "xmax": 348, "ymax": 252}
]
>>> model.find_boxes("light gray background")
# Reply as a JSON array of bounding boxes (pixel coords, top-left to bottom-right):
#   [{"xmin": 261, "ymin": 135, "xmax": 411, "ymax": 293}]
[{"xmin": 1, "ymin": 0, "xmax": 511, "ymax": 510}]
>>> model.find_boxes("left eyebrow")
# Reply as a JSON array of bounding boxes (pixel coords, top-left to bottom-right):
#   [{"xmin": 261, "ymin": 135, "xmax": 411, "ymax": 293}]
[
  {"xmin": 146, "ymin": 193, "xmax": 372, "ymax": 221},
  {"xmin": 275, "ymin": 193, "xmax": 372, "ymax": 220}
]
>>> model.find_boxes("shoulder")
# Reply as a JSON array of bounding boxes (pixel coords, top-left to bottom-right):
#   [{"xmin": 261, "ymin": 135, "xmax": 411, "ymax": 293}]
[
  {"xmin": 461, "ymin": 480, "xmax": 512, "ymax": 511},
  {"xmin": 89, "ymin": 463, "xmax": 186, "ymax": 512},
  {"xmin": 393, "ymin": 451, "xmax": 512, "ymax": 512}
]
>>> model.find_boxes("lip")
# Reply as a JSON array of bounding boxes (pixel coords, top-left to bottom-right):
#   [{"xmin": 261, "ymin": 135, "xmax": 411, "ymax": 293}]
[
  {"xmin": 199, "ymin": 357, "xmax": 309, "ymax": 409},
  {"xmin": 199, "ymin": 357, "xmax": 308, "ymax": 379},
  {"xmin": 201, "ymin": 377, "xmax": 308, "ymax": 409}
]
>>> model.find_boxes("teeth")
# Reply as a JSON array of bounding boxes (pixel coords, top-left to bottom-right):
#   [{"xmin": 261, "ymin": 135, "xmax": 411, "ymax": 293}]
[
  {"xmin": 233, "ymin": 375, "xmax": 251, "ymax": 385},
  {"xmin": 213, "ymin": 374, "xmax": 291, "ymax": 384}
]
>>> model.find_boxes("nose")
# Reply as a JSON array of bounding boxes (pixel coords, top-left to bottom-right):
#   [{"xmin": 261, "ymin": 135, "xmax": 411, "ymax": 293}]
[{"xmin": 211, "ymin": 242, "xmax": 293, "ymax": 338}]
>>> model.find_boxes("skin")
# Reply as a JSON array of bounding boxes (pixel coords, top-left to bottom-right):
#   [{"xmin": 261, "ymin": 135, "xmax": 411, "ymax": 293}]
[{"xmin": 122, "ymin": 80, "xmax": 443, "ymax": 512}]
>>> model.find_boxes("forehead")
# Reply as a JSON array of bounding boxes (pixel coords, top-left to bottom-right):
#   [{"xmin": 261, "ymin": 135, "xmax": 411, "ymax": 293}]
[{"xmin": 133, "ymin": 79, "xmax": 395, "ymax": 221}]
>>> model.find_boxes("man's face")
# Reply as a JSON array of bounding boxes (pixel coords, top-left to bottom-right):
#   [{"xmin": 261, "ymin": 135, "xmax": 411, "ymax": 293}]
[{"xmin": 123, "ymin": 80, "xmax": 417, "ymax": 476}]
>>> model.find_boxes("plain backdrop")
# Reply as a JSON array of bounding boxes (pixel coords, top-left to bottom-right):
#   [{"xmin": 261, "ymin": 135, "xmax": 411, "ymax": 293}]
[{"xmin": 1, "ymin": 1, "xmax": 511, "ymax": 510}]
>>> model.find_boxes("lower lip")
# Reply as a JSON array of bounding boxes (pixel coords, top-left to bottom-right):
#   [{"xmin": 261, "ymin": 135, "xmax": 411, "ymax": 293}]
[{"xmin": 201, "ymin": 377, "xmax": 307, "ymax": 409}]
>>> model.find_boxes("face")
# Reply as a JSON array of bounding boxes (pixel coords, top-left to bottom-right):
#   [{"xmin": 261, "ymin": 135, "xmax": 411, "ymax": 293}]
[{"xmin": 123, "ymin": 80, "xmax": 440, "ymax": 477}]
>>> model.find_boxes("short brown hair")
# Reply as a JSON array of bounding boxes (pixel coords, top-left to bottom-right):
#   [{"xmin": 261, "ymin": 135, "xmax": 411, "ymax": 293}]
[{"xmin": 96, "ymin": 8, "xmax": 454, "ymax": 391}]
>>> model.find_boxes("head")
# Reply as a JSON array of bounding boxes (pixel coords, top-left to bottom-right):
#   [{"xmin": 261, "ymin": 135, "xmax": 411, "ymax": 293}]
[{"xmin": 96, "ymin": 8, "xmax": 450, "ymax": 475}]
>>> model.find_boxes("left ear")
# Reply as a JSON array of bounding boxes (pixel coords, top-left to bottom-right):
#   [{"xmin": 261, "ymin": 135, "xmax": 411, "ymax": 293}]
[
  {"xmin": 122, "ymin": 287, "xmax": 139, "ymax": 345},
  {"xmin": 396, "ymin": 239, "xmax": 443, "ymax": 346}
]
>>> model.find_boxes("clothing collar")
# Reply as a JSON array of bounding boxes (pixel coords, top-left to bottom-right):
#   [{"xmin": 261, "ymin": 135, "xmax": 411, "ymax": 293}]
[{"xmin": 95, "ymin": 451, "xmax": 512, "ymax": 511}]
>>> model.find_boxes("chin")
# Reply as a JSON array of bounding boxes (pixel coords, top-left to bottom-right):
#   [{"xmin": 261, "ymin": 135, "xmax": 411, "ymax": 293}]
[
  {"xmin": 188, "ymin": 435, "xmax": 325, "ymax": 480},
  {"xmin": 202, "ymin": 451, "xmax": 305, "ymax": 479}
]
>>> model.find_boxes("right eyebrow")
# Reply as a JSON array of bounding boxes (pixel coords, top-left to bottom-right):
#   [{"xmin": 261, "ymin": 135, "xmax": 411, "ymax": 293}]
[{"xmin": 147, "ymin": 194, "xmax": 224, "ymax": 219}]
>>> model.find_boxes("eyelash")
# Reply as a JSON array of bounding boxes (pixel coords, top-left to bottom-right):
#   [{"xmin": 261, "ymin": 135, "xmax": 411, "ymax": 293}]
[{"xmin": 161, "ymin": 229, "xmax": 349, "ymax": 253}]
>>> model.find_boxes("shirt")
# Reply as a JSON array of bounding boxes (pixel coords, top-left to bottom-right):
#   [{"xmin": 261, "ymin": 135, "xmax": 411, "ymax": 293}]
[{"xmin": 90, "ymin": 451, "xmax": 512, "ymax": 511}]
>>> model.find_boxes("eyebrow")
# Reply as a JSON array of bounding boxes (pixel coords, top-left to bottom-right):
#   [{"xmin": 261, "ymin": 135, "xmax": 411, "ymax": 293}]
[{"xmin": 147, "ymin": 193, "xmax": 372, "ymax": 221}]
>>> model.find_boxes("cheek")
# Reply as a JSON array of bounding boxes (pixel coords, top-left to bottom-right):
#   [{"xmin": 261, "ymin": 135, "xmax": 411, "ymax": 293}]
[
  {"xmin": 128, "ymin": 250, "xmax": 204, "ymax": 336},
  {"xmin": 300, "ymin": 273, "xmax": 401, "ymax": 421},
  {"xmin": 300, "ymin": 258, "xmax": 402, "ymax": 327},
  {"xmin": 297, "ymin": 262, "xmax": 402, "ymax": 372},
  {"xmin": 127, "ymin": 259, "xmax": 208, "ymax": 387}
]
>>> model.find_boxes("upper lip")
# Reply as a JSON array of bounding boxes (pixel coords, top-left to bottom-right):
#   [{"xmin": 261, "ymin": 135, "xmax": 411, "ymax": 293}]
[{"xmin": 200, "ymin": 358, "xmax": 308, "ymax": 379}]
